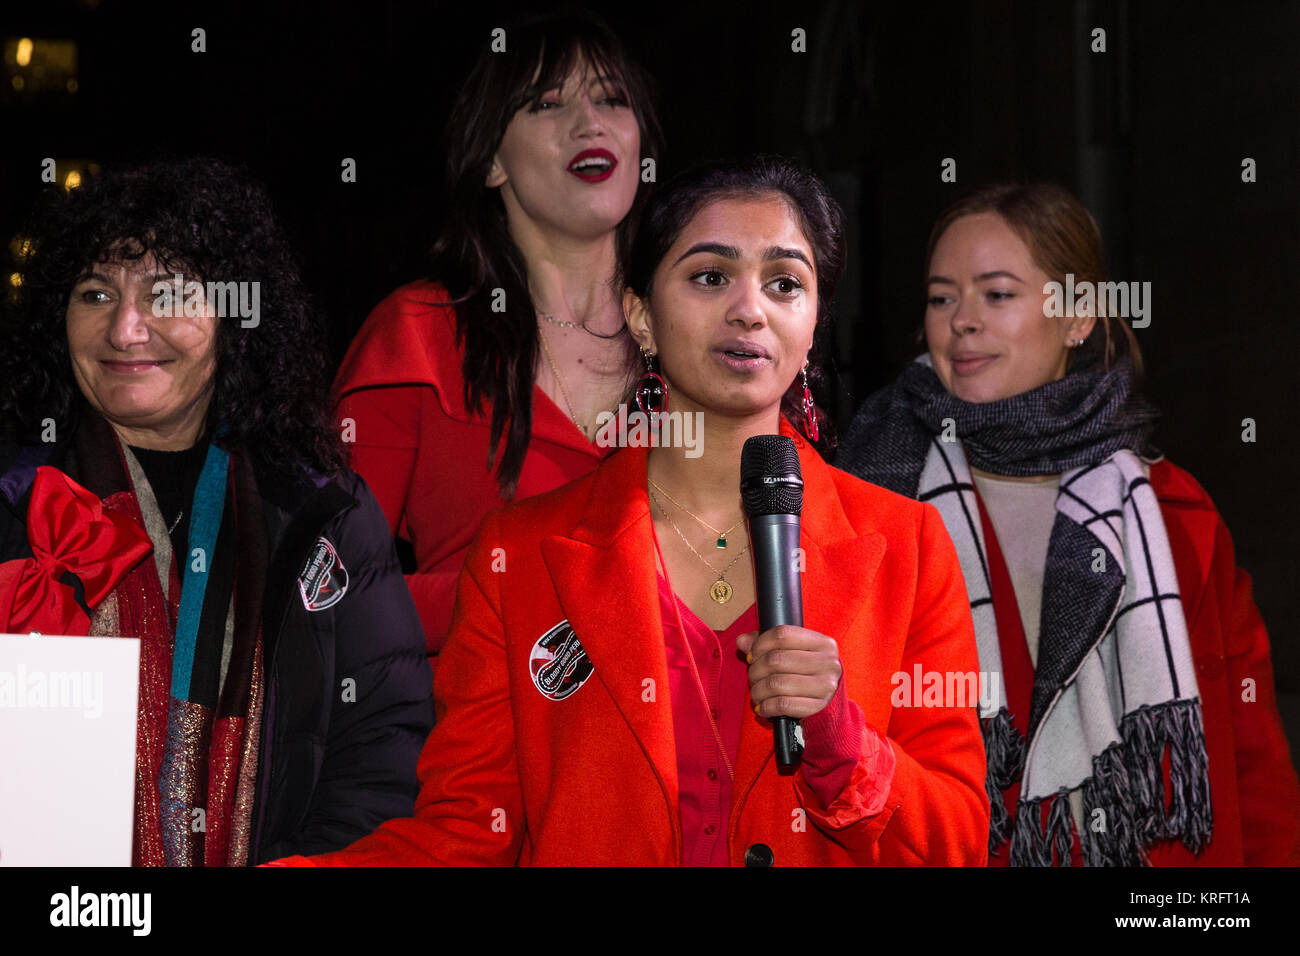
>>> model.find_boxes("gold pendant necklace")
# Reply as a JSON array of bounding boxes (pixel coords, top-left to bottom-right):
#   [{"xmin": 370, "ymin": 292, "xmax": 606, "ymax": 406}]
[
  {"xmin": 649, "ymin": 489, "xmax": 748, "ymax": 604},
  {"xmin": 651, "ymin": 529, "xmax": 736, "ymax": 781}
]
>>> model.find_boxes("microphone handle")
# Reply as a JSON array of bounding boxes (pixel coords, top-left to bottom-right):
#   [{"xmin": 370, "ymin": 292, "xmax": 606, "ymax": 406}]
[{"xmin": 749, "ymin": 514, "xmax": 804, "ymax": 769}]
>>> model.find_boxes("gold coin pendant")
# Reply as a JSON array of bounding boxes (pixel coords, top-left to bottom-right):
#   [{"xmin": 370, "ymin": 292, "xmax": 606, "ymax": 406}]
[{"xmin": 709, "ymin": 579, "xmax": 733, "ymax": 604}]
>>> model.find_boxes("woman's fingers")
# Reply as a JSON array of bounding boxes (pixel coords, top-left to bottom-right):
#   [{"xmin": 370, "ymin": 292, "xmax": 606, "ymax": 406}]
[{"xmin": 735, "ymin": 625, "xmax": 842, "ymax": 719}]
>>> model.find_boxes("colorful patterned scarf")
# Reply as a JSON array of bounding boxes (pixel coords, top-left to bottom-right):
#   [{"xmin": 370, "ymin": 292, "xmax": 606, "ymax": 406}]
[{"xmin": 2, "ymin": 412, "xmax": 266, "ymax": 865}]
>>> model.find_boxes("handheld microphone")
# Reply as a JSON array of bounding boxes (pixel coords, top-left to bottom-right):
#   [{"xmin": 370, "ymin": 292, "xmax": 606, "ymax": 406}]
[{"xmin": 740, "ymin": 434, "xmax": 805, "ymax": 770}]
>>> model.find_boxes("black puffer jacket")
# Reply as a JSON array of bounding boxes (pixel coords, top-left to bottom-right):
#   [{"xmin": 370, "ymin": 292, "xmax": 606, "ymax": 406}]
[{"xmin": 0, "ymin": 436, "xmax": 434, "ymax": 864}]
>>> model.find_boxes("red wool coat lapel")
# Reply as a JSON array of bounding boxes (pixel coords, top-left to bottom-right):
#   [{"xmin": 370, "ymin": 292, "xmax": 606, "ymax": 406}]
[
  {"xmin": 287, "ymin": 415, "xmax": 992, "ymax": 866},
  {"xmin": 541, "ymin": 420, "xmax": 890, "ymax": 843}
]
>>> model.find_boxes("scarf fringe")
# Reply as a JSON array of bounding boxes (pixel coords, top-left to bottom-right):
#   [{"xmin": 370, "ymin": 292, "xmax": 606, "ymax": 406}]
[
  {"xmin": 1004, "ymin": 699, "xmax": 1213, "ymax": 866},
  {"xmin": 1122, "ymin": 699, "xmax": 1214, "ymax": 850},
  {"xmin": 980, "ymin": 708, "xmax": 1026, "ymax": 852},
  {"xmin": 1080, "ymin": 742, "xmax": 1148, "ymax": 866},
  {"xmin": 1009, "ymin": 784, "xmax": 1074, "ymax": 866}
]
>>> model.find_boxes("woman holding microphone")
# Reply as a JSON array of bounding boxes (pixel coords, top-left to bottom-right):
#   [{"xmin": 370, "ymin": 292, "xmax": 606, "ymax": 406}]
[{"xmin": 274, "ymin": 156, "xmax": 989, "ymax": 866}]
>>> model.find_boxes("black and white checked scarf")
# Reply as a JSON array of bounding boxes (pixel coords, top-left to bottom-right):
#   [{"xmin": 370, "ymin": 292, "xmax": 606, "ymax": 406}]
[{"xmin": 837, "ymin": 356, "xmax": 1213, "ymax": 865}]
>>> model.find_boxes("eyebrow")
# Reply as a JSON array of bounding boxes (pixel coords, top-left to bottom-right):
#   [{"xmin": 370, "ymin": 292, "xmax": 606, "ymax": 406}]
[
  {"xmin": 927, "ymin": 270, "xmax": 1025, "ymax": 285},
  {"xmin": 75, "ymin": 271, "xmax": 176, "ymax": 286},
  {"xmin": 673, "ymin": 242, "xmax": 814, "ymax": 270},
  {"xmin": 525, "ymin": 72, "xmax": 624, "ymax": 101}
]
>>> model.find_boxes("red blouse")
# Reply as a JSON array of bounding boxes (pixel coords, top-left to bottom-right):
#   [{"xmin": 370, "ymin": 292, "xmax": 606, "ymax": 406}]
[
  {"xmin": 656, "ymin": 574, "xmax": 756, "ymax": 867},
  {"xmin": 333, "ymin": 281, "xmax": 610, "ymax": 661},
  {"xmin": 651, "ymin": 502, "xmax": 895, "ymax": 866}
]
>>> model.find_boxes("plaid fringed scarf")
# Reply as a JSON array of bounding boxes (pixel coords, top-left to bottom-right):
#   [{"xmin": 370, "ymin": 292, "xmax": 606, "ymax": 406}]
[{"xmin": 837, "ymin": 356, "xmax": 1213, "ymax": 865}]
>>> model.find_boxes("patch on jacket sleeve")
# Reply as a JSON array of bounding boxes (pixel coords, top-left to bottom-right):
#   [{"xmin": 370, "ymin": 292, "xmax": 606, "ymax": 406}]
[
  {"xmin": 298, "ymin": 536, "xmax": 349, "ymax": 612},
  {"xmin": 529, "ymin": 620, "xmax": 594, "ymax": 701}
]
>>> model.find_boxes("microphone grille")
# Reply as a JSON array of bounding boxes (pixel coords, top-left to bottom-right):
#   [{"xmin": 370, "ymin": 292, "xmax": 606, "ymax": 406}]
[{"xmin": 740, "ymin": 434, "xmax": 803, "ymax": 516}]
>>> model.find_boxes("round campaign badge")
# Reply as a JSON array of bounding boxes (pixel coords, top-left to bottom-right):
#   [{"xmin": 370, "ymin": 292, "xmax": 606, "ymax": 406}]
[{"xmin": 529, "ymin": 620, "xmax": 594, "ymax": 701}]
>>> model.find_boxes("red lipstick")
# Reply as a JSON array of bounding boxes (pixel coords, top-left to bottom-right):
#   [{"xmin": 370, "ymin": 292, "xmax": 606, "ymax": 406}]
[{"xmin": 567, "ymin": 148, "xmax": 617, "ymax": 183}]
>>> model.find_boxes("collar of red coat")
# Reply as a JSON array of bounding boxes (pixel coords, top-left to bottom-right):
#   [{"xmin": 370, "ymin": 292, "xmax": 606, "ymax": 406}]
[
  {"xmin": 532, "ymin": 417, "xmax": 888, "ymax": 800},
  {"xmin": 334, "ymin": 281, "xmax": 464, "ymax": 405},
  {"xmin": 565, "ymin": 416, "xmax": 861, "ymax": 549},
  {"xmin": 333, "ymin": 280, "xmax": 601, "ymax": 460}
]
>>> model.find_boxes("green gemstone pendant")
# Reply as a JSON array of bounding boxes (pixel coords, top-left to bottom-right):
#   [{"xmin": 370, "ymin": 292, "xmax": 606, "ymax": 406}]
[{"xmin": 716, "ymin": 536, "xmax": 727, "ymax": 549}]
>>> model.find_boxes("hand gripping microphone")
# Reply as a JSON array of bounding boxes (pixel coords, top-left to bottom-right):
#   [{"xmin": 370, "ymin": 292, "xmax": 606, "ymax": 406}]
[{"xmin": 740, "ymin": 434, "xmax": 805, "ymax": 770}]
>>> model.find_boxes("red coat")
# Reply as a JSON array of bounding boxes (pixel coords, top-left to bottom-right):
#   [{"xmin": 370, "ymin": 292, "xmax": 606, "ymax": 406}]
[
  {"xmin": 282, "ymin": 420, "xmax": 990, "ymax": 865},
  {"xmin": 1142, "ymin": 459, "xmax": 1300, "ymax": 864},
  {"xmin": 333, "ymin": 281, "xmax": 609, "ymax": 658}
]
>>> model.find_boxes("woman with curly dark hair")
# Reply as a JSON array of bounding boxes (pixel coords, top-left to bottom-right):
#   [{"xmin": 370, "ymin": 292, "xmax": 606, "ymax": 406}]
[
  {"xmin": 332, "ymin": 9, "xmax": 664, "ymax": 667},
  {"xmin": 0, "ymin": 156, "xmax": 434, "ymax": 866}
]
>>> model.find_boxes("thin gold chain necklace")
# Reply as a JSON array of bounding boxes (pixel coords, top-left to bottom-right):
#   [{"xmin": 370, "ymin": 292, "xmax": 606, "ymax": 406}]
[
  {"xmin": 649, "ymin": 489, "xmax": 748, "ymax": 605},
  {"xmin": 647, "ymin": 476, "xmax": 741, "ymax": 549},
  {"xmin": 650, "ymin": 520, "xmax": 736, "ymax": 782},
  {"xmin": 537, "ymin": 327, "xmax": 588, "ymax": 438}
]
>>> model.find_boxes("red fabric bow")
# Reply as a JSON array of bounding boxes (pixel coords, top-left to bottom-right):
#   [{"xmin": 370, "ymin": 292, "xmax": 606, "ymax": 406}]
[{"xmin": 0, "ymin": 466, "xmax": 153, "ymax": 635}]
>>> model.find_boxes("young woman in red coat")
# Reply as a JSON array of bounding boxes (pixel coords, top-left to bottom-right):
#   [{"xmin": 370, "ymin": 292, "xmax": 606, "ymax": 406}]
[
  {"xmin": 837, "ymin": 183, "xmax": 1300, "ymax": 866},
  {"xmin": 333, "ymin": 11, "xmax": 663, "ymax": 662},
  {"xmin": 275, "ymin": 156, "xmax": 990, "ymax": 866}
]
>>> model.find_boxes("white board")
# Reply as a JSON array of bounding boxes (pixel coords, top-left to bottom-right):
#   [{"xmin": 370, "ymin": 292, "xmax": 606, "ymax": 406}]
[{"xmin": 0, "ymin": 634, "xmax": 140, "ymax": 866}]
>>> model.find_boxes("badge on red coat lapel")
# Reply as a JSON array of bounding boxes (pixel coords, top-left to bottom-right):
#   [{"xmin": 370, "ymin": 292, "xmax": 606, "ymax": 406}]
[
  {"xmin": 298, "ymin": 536, "xmax": 348, "ymax": 612},
  {"xmin": 530, "ymin": 620, "xmax": 594, "ymax": 701}
]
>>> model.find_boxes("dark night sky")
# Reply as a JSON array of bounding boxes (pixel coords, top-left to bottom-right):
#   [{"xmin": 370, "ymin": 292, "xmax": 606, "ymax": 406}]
[{"xmin": 3, "ymin": 0, "xmax": 1297, "ymax": 752}]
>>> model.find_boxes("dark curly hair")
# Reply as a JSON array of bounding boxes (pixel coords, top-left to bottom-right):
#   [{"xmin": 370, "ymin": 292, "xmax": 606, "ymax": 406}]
[{"xmin": 1, "ymin": 156, "xmax": 345, "ymax": 479}]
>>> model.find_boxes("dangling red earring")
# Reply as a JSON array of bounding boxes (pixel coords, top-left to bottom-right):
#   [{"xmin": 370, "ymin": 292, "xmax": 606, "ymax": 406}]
[
  {"xmin": 635, "ymin": 347, "xmax": 667, "ymax": 415},
  {"xmin": 801, "ymin": 362, "xmax": 819, "ymax": 442}
]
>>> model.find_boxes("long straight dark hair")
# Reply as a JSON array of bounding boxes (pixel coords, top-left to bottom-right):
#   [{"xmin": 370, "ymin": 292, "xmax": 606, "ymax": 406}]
[{"xmin": 430, "ymin": 9, "xmax": 662, "ymax": 498}]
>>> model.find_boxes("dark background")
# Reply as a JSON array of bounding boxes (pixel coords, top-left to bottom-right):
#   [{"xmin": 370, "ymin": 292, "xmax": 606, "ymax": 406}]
[{"xmin": 3, "ymin": 0, "xmax": 1297, "ymax": 758}]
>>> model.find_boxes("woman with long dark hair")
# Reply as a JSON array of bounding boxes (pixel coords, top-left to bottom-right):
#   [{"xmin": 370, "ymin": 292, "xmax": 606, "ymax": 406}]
[
  {"xmin": 275, "ymin": 156, "xmax": 988, "ymax": 866},
  {"xmin": 837, "ymin": 182, "xmax": 1300, "ymax": 865},
  {"xmin": 0, "ymin": 157, "xmax": 433, "ymax": 865},
  {"xmin": 333, "ymin": 10, "xmax": 663, "ymax": 663}
]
